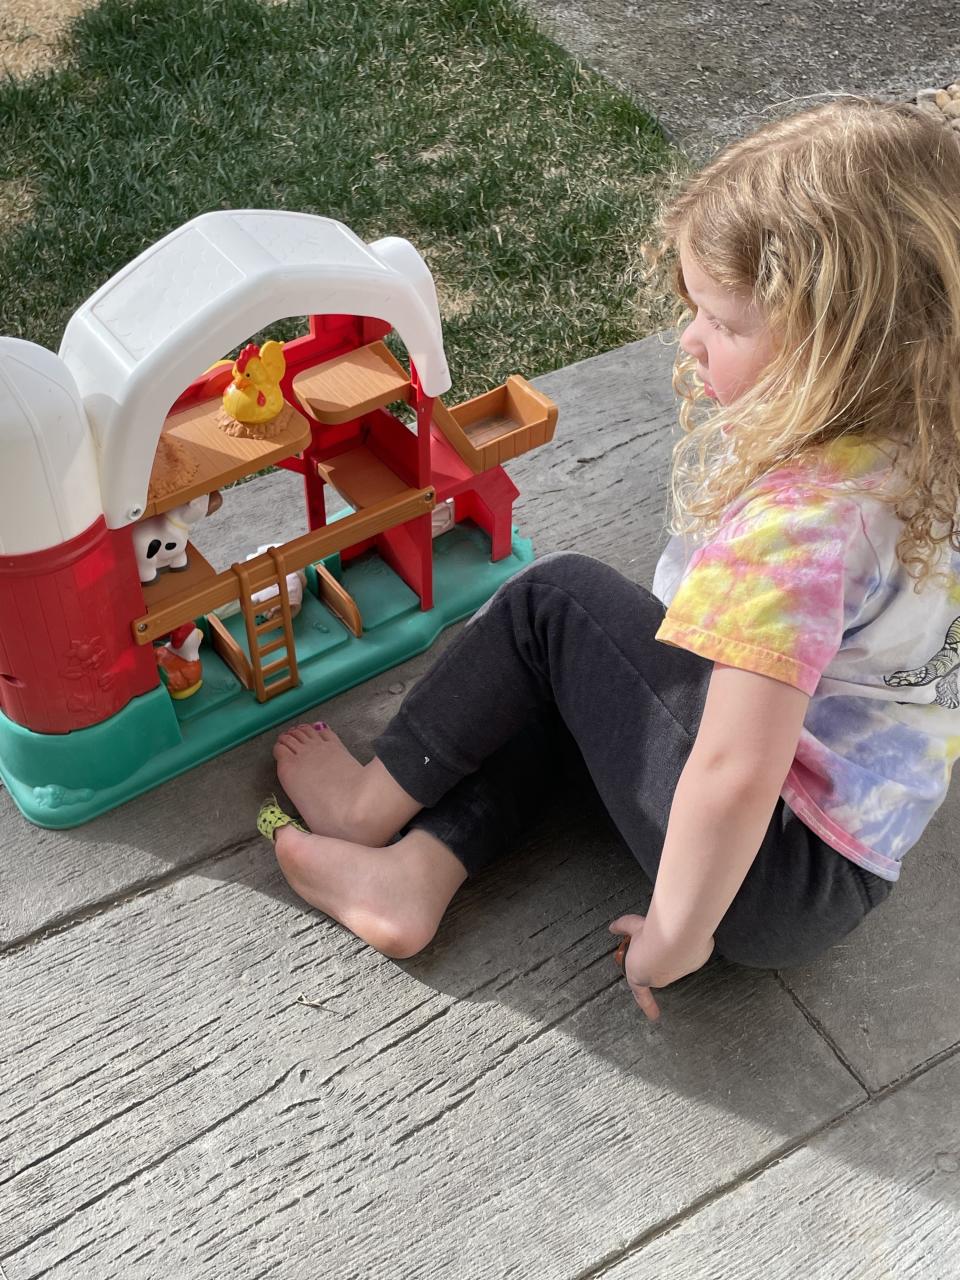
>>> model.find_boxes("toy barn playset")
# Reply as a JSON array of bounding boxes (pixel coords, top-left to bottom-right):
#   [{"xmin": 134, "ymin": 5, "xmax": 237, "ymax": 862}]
[{"xmin": 0, "ymin": 211, "xmax": 557, "ymax": 828}]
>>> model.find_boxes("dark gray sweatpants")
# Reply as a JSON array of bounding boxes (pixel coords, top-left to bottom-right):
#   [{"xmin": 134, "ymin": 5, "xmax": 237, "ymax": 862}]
[{"xmin": 375, "ymin": 552, "xmax": 892, "ymax": 969}]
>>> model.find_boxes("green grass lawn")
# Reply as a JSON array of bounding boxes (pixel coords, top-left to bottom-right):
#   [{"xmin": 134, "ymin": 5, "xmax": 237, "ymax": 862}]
[{"xmin": 0, "ymin": 0, "xmax": 682, "ymax": 397}]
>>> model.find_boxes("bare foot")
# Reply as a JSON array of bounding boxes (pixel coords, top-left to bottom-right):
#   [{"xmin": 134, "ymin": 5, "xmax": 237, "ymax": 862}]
[
  {"xmin": 272, "ymin": 722, "xmax": 420, "ymax": 846},
  {"xmin": 273, "ymin": 825, "xmax": 467, "ymax": 959}
]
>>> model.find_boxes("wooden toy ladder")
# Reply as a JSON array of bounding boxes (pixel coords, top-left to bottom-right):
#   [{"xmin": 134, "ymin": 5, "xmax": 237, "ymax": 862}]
[{"xmin": 231, "ymin": 548, "xmax": 299, "ymax": 702}]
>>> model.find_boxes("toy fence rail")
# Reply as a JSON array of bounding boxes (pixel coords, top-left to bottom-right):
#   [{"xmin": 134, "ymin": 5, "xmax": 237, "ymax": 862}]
[{"xmin": 132, "ymin": 486, "xmax": 436, "ymax": 646}]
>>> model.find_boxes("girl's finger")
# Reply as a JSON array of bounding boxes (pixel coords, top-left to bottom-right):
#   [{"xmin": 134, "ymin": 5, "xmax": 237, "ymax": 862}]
[
  {"xmin": 608, "ymin": 914, "xmax": 646, "ymax": 935},
  {"xmin": 631, "ymin": 985, "xmax": 661, "ymax": 1020},
  {"xmin": 613, "ymin": 936, "xmax": 629, "ymax": 969}
]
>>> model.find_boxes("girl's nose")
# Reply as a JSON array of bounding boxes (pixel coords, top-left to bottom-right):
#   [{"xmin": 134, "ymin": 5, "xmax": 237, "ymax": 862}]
[{"xmin": 679, "ymin": 316, "xmax": 704, "ymax": 359}]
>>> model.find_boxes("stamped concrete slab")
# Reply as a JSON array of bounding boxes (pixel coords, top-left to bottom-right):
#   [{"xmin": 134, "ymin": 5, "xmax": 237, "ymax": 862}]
[
  {"xmin": 2, "ymin": 327, "xmax": 957, "ymax": 1129},
  {"xmin": 780, "ymin": 804, "xmax": 960, "ymax": 1094},
  {"xmin": 0, "ymin": 662, "xmax": 426, "ymax": 944},
  {"xmin": 0, "ymin": 617, "xmax": 453, "ymax": 946},
  {"xmin": 601, "ymin": 1050, "xmax": 960, "ymax": 1278},
  {"xmin": 524, "ymin": 0, "xmax": 960, "ymax": 156},
  {"xmin": 1, "ymin": 330, "xmax": 957, "ymax": 1276},
  {"xmin": 2, "ymin": 327, "xmax": 957, "ymax": 1117},
  {"xmin": 1, "ymin": 827, "xmax": 863, "ymax": 1279},
  {"xmin": 0, "ymin": 334, "xmax": 676, "ymax": 945}
]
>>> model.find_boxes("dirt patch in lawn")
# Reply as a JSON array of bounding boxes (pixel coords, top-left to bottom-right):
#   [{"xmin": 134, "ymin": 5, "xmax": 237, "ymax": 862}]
[{"xmin": 0, "ymin": 0, "xmax": 94, "ymax": 77}]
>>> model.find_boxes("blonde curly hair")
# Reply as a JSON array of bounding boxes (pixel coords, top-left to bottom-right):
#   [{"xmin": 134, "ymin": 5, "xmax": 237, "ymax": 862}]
[{"xmin": 657, "ymin": 97, "xmax": 960, "ymax": 586}]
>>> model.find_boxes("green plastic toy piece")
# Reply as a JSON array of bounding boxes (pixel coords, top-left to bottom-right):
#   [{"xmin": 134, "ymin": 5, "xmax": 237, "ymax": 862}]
[{"xmin": 0, "ymin": 523, "xmax": 533, "ymax": 829}]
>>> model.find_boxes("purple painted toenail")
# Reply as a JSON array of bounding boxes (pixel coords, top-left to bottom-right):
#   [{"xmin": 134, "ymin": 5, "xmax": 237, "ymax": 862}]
[{"xmin": 314, "ymin": 721, "xmax": 327, "ymax": 731}]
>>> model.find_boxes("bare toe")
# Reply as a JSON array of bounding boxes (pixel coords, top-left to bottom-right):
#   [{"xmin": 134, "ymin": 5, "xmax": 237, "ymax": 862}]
[
  {"xmin": 306, "ymin": 722, "xmax": 340, "ymax": 744},
  {"xmin": 272, "ymin": 719, "xmax": 419, "ymax": 847},
  {"xmin": 273, "ymin": 721, "xmax": 368, "ymax": 840}
]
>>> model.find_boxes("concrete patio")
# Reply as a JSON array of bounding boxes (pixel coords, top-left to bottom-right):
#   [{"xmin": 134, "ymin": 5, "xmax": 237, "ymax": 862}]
[
  {"xmin": 2, "ymin": 332, "xmax": 959, "ymax": 1278},
  {"xmin": 524, "ymin": 0, "xmax": 960, "ymax": 155},
  {"xmin": 1, "ymin": 0, "xmax": 959, "ymax": 1271}
]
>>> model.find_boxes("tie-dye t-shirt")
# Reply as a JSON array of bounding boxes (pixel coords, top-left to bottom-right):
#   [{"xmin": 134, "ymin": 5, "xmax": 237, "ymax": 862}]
[{"xmin": 652, "ymin": 439, "xmax": 960, "ymax": 882}]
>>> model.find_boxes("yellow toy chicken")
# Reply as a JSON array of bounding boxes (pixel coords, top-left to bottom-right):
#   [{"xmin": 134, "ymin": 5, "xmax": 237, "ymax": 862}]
[{"xmin": 218, "ymin": 340, "xmax": 289, "ymax": 438}]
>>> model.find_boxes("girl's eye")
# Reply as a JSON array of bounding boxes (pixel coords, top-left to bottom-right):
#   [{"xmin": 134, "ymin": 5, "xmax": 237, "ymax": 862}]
[{"xmin": 708, "ymin": 315, "xmax": 732, "ymax": 335}]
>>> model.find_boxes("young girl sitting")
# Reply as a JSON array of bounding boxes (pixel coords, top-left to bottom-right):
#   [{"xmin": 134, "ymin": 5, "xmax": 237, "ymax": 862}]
[{"xmin": 259, "ymin": 97, "xmax": 960, "ymax": 1021}]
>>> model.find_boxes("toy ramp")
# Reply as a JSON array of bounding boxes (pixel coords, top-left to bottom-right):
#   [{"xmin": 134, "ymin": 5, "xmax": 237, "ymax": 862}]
[{"xmin": 59, "ymin": 211, "xmax": 451, "ymax": 529}]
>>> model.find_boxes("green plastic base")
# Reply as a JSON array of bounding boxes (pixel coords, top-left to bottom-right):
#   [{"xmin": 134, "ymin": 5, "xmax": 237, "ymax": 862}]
[{"xmin": 0, "ymin": 523, "xmax": 533, "ymax": 829}]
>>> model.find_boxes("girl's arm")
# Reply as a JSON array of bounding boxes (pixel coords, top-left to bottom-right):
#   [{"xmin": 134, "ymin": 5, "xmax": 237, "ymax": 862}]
[{"xmin": 613, "ymin": 663, "xmax": 809, "ymax": 1017}]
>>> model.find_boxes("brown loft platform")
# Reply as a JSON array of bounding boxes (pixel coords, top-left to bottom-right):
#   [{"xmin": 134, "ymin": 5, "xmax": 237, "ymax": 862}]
[
  {"xmin": 143, "ymin": 398, "xmax": 313, "ymax": 519},
  {"xmin": 314, "ymin": 445, "xmax": 411, "ymax": 510},
  {"xmin": 292, "ymin": 340, "xmax": 411, "ymax": 424},
  {"xmin": 140, "ymin": 542, "xmax": 217, "ymax": 614}
]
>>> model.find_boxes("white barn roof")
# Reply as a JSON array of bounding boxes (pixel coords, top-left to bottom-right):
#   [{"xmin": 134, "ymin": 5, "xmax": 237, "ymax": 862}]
[
  {"xmin": 0, "ymin": 338, "xmax": 101, "ymax": 554},
  {"xmin": 59, "ymin": 211, "xmax": 451, "ymax": 528}
]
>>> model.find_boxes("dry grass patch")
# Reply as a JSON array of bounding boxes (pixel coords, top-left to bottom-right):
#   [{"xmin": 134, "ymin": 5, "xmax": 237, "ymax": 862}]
[
  {"xmin": 0, "ymin": 0, "xmax": 94, "ymax": 77},
  {"xmin": 0, "ymin": 177, "xmax": 35, "ymax": 229}
]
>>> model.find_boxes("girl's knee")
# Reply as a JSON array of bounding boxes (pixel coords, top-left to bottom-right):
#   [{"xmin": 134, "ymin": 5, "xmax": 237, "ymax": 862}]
[
  {"xmin": 510, "ymin": 551, "xmax": 653, "ymax": 608},
  {"xmin": 481, "ymin": 552, "xmax": 664, "ymax": 641},
  {"xmin": 485, "ymin": 552, "xmax": 601, "ymax": 614},
  {"xmin": 514, "ymin": 551, "xmax": 600, "ymax": 589}
]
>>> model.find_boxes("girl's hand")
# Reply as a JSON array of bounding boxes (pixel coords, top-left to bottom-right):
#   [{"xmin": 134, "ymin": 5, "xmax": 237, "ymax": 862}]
[{"xmin": 609, "ymin": 915, "xmax": 714, "ymax": 1021}]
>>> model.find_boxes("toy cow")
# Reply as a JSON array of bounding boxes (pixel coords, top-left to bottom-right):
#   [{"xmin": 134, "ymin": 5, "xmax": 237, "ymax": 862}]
[{"xmin": 133, "ymin": 491, "xmax": 223, "ymax": 583}]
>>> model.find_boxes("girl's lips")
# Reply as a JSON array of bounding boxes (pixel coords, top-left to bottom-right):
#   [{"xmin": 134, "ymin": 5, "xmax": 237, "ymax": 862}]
[{"xmin": 702, "ymin": 381, "xmax": 717, "ymax": 399}]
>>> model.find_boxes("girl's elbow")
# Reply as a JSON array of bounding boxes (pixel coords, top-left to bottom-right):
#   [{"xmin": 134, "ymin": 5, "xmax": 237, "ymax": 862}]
[{"xmin": 683, "ymin": 748, "xmax": 790, "ymax": 805}]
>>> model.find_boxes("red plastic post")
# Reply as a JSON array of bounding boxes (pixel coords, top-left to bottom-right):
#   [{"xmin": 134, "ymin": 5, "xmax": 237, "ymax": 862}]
[
  {"xmin": 454, "ymin": 468, "xmax": 519, "ymax": 562},
  {"xmin": 409, "ymin": 361, "xmax": 434, "ymax": 491}
]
